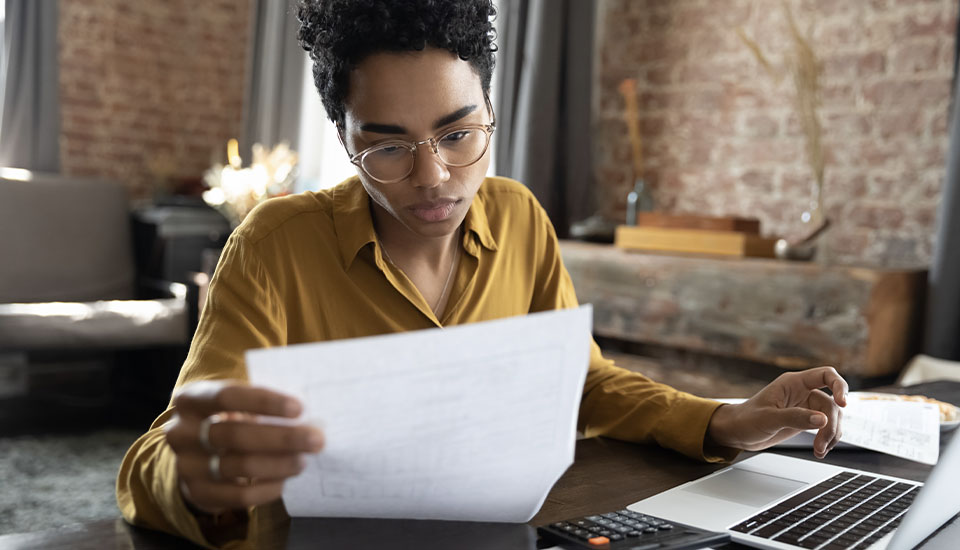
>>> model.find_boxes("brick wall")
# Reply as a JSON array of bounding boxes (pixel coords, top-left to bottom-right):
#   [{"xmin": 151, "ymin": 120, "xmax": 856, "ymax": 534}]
[
  {"xmin": 59, "ymin": 0, "xmax": 252, "ymax": 199},
  {"xmin": 595, "ymin": 0, "xmax": 957, "ymax": 267}
]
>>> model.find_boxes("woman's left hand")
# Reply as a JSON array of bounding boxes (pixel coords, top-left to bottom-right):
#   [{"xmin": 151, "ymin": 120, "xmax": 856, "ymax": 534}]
[{"xmin": 707, "ymin": 366, "xmax": 849, "ymax": 459}]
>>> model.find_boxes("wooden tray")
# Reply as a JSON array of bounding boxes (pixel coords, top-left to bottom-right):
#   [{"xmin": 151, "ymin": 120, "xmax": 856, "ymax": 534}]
[
  {"xmin": 615, "ymin": 225, "xmax": 777, "ymax": 258},
  {"xmin": 634, "ymin": 213, "xmax": 761, "ymax": 234}
]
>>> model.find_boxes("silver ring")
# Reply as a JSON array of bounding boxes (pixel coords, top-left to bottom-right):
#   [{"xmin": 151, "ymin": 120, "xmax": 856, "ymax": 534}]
[
  {"xmin": 198, "ymin": 413, "xmax": 225, "ymax": 453},
  {"xmin": 208, "ymin": 454, "xmax": 222, "ymax": 482}
]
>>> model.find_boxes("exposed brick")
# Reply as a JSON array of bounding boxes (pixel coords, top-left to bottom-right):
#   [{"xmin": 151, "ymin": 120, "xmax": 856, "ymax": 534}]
[
  {"xmin": 741, "ymin": 114, "xmax": 780, "ymax": 138},
  {"xmin": 593, "ymin": 0, "xmax": 955, "ymax": 265},
  {"xmin": 58, "ymin": 0, "xmax": 251, "ymax": 199},
  {"xmin": 739, "ymin": 169, "xmax": 776, "ymax": 194},
  {"xmin": 863, "ymin": 78, "xmax": 951, "ymax": 107},
  {"xmin": 849, "ymin": 205, "xmax": 907, "ymax": 230},
  {"xmin": 875, "ymin": 109, "xmax": 929, "ymax": 139},
  {"xmin": 890, "ymin": 40, "xmax": 942, "ymax": 73}
]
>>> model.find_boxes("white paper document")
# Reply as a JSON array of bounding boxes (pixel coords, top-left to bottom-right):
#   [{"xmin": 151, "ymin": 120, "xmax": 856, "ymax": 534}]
[
  {"xmin": 246, "ymin": 306, "xmax": 593, "ymax": 522},
  {"xmin": 715, "ymin": 394, "xmax": 941, "ymax": 464},
  {"xmin": 838, "ymin": 397, "xmax": 941, "ymax": 465}
]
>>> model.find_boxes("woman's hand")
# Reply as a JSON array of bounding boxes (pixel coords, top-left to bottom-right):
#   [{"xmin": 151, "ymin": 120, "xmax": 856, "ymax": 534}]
[
  {"xmin": 164, "ymin": 380, "xmax": 325, "ymax": 514},
  {"xmin": 707, "ymin": 366, "xmax": 849, "ymax": 459}
]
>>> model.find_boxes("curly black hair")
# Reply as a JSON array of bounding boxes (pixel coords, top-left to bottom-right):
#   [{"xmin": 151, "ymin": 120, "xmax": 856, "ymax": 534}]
[{"xmin": 297, "ymin": 0, "xmax": 497, "ymax": 127}]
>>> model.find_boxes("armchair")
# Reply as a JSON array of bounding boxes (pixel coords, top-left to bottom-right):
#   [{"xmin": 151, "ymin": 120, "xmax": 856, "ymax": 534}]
[{"xmin": 0, "ymin": 174, "xmax": 196, "ymax": 432}]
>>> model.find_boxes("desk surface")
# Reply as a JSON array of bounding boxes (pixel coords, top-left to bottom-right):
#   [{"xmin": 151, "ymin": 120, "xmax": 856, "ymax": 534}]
[{"xmin": 2, "ymin": 381, "xmax": 957, "ymax": 550}]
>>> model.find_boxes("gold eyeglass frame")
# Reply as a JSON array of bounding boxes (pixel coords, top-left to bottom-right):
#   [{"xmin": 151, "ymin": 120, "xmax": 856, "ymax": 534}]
[{"xmin": 340, "ymin": 98, "xmax": 497, "ymax": 184}]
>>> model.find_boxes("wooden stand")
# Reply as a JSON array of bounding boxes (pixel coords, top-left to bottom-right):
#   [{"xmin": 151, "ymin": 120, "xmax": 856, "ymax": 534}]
[{"xmin": 561, "ymin": 241, "xmax": 927, "ymax": 378}]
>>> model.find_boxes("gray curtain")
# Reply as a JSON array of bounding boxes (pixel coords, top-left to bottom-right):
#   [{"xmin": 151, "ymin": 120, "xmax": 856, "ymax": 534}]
[
  {"xmin": 925, "ymin": 56, "xmax": 960, "ymax": 360},
  {"xmin": 240, "ymin": 0, "xmax": 304, "ymax": 155},
  {"xmin": 0, "ymin": 0, "xmax": 60, "ymax": 172},
  {"xmin": 495, "ymin": 0, "xmax": 596, "ymax": 236}
]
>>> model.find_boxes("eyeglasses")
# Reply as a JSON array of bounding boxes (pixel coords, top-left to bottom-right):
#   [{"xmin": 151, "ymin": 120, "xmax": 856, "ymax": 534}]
[{"xmin": 344, "ymin": 113, "xmax": 496, "ymax": 184}]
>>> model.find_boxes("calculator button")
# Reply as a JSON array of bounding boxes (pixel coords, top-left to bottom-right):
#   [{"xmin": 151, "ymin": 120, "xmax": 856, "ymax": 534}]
[
  {"xmin": 627, "ymin": 531, "xmax": 642, "ymax": 537},
  {"xmin": 643, "ymin": 527, "xmax": 658, "ymax": 533},
  {"xmin": 658, "ymin": 523, "xmax": 674, "ymax": 530},
  {"xmin": 598, "ymin": 529, "xmax": 614, "ymax": 537},
  {"xmin": 573, "ymin": 529, "xmax": 592, "ymax": 539},
  {"xmin": 587, "ymin": 515, "xmax": 602, "ymax": 521},
  {"xmin": 587, "ymin": 536, "xmax": 610, "ymax": 546},
  {"xmin": 609, "ymin": 534, "xmax": 624, "ymax": 541}
]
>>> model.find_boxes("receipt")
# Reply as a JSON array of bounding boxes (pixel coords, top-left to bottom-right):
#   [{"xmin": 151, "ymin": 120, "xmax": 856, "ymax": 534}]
[
  {"xmin": 713, "ymin": 394, "xmax": 942, "ymax": 464},
  {"xmin": 839, "ymin": 397, "xmax": 941, "ymax": 465}
]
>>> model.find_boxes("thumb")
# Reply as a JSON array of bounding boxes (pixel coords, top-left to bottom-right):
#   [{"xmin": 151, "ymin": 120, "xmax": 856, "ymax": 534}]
[{"xmin": 765, "ymin": 407, "xmax": 827, "ymax": 432}]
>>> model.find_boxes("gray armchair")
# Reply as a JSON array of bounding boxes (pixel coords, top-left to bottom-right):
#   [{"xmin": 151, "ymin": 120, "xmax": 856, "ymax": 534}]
[{"xmin": 0, "ymin": 174, "xmax": 194, "ymax": 431}]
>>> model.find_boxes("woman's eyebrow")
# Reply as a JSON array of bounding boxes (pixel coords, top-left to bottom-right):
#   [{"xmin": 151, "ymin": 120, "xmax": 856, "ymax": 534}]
[
  {"xmin": 358, "ymin": 104, "xmax": 479, "ymax": 135},
  {"xmin": 432, "ymin": 104, "xmax": 477, "ymax": 129}
]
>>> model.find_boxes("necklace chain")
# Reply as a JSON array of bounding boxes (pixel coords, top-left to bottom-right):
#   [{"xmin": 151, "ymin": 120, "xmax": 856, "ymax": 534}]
[{"xmin": 379, "ymin": 232, "xmax": 460, "ymax": 315}]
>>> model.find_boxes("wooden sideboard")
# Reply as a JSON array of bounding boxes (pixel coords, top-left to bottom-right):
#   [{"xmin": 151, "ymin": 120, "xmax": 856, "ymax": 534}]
[{"xmin": 560, "ymin": 241, "xmax": 927, "ymax": 379}]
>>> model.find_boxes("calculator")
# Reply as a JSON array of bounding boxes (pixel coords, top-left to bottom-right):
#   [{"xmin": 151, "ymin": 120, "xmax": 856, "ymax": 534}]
[{"xmin": 537, "ymin": 508, "xmax": 729, "ymax": 549}]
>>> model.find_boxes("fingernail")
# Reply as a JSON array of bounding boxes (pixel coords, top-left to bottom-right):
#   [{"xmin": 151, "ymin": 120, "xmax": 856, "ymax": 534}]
[
  {"xmin": 307, "ymin": 431, "xmax": 324, "ymax": 450},
  {"xmin": 810, "ymin": 414, "xmax": 826, "ymax": 426},
  {"xmin": 285, "ymin": 399, "xmax": 301, "ymax": 417}
]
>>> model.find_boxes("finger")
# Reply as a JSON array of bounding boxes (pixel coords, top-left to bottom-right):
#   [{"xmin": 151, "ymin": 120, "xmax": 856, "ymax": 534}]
[
  {"xmin": 165, "ymin": 416, "xmax": 324, "ymax": 454},
  {"xmin": 173, "ymin": 381, "xmax": 302, "ymax": 419},
  {"xmin": 207, "ymin": 420, "xmax": 325, "ymax": 454},
  {"xmin": 790, "ymin": 367, "xmax": 849, "ymax": 407},
  {"xmin": 808, "ymin": 390, "xmax": 842, "ymax": 458},
  {"xmin": 759, "ymin": 406, "xmax": 828, "ymax": 434},
  {"xmin": 184, "ymin": 478, "xmax": 286, "ymax": 510},
  {"xmin": 177, "ymin": 452, "xmax": 307, "ymax": 482}
]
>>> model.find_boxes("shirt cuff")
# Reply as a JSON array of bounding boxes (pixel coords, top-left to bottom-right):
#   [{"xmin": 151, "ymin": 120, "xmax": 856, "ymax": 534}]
[{"xmin": 653, "ymin": 394, "xmax": 741, "ymax": 463}]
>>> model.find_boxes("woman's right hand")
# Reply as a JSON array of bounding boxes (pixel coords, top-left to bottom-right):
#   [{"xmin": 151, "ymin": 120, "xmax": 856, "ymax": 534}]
[{"xmin": 164, "ymin": 380, "xmax": 325, "ymax": 514}]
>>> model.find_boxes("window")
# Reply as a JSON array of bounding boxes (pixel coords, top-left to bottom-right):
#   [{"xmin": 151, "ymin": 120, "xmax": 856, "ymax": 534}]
[{"xmin": 0, "ymin": 2, "xmax": 6, "ymax": 146}]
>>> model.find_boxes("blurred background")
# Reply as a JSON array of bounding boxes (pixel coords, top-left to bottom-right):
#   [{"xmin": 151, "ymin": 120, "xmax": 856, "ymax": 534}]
[{"xmin": 1, "ymin": 0, "xmax": 959, "ymax": 537}]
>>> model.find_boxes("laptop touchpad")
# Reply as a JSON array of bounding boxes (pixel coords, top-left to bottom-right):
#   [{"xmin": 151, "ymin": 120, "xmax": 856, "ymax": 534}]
[{"xmin": 681, "ymin": 467, "xmax": 807, "ymax": 508}]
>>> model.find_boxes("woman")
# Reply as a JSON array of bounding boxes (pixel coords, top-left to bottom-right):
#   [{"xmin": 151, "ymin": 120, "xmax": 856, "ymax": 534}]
[{"xmin": 117, "ymin": 1, "xmax": 847, "ymax": 547}]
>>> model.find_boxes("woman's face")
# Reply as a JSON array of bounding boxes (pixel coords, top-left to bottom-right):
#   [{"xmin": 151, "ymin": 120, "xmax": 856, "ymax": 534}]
[{"xmin": 341, "ymin": 48, "xmax": 492, "ymax": 240}]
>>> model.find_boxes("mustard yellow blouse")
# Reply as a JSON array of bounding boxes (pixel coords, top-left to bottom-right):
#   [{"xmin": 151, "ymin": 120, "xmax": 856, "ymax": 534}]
[{"xmin": 116, "ymin": 176, "xmax": 734, "ymax": 548}]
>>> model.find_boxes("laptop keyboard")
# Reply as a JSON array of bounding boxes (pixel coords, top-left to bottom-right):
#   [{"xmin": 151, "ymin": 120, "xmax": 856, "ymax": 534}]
[{"xmin": 731, "ymin": 471, "xmax": 919, "ymax": 550}]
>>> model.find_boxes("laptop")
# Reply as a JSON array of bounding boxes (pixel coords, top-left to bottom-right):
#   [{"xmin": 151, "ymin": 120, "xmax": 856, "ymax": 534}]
[{"xmin": 627, "ymin": 428, "xmax": 960, "ymax": 550}]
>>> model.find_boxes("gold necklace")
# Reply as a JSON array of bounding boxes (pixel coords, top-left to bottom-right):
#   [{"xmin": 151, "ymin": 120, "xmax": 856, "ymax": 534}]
[{"xmin": 379, "ymin": 231, "xmax": 460, "ymax": 314}]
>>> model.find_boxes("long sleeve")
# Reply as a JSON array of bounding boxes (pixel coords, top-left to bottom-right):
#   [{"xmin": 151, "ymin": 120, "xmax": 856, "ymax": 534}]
[
  {"xmin": 116, "ymin": 233, "xmax": 287, "ymax": 548},
  {"xmin": 529, "ymin": 210, "xmax": 739, "ymax": 463}
]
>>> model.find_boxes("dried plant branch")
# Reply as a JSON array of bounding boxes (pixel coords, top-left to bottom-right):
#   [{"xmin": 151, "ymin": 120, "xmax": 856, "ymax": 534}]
[
  {"xmin": 784, "ymin": 2, "xmax": 825, "ymax": 219},
  {"xmin": 618, "ymin": 78, "xmax": 645, "ymax": 181},
  {"xmin": 735, "ymin": 27, "xmax": 781, "ymax": 82},
  {"xmin": 738, "ymin": 4, "xmax": 825, "ymax": 222}
]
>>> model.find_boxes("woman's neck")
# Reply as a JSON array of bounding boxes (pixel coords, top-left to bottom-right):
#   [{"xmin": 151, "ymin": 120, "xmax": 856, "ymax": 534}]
[{"xmin": 371, "ymin": 202, "xmax": 460, "ymax": 270}]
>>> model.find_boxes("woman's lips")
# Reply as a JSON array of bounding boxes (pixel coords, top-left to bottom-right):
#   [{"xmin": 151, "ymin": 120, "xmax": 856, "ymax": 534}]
[{"xmin": 409, "ymin": 200, "xmax": 460, "ymax": 222}]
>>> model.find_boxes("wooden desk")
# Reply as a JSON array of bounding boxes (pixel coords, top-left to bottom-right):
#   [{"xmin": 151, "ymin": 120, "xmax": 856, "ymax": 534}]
[{"xmin": 2, "ymin": 382, "xmax": 956, "ymax": 550}]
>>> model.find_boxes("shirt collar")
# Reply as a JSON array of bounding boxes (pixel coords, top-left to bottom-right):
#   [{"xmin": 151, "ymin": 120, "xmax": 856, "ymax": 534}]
[
  {"xmin": 463, "ymin": 188, "xmax": 499, "ymax": 252},
  {"xmin": 332, "ymin": 177, "xmax": 377, "ymax": 268},
  {"xmin": 332, "ymin": 176, "xmax": 500, "ymax": 268}
]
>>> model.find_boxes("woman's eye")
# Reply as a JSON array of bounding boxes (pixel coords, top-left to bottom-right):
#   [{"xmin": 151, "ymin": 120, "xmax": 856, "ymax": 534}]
[
  {"xmin": 441, "ymin": 130, "xmax": 470, "ymax": 143},
  {"xmin": 376, "ymin": 145, "xmax": 406, "ymax": 156}
]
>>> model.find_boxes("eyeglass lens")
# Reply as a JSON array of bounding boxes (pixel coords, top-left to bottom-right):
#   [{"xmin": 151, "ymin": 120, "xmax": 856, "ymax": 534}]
[{"xmin": 361, "ymin": 127, "xmax": 490, "ymax": 183}]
